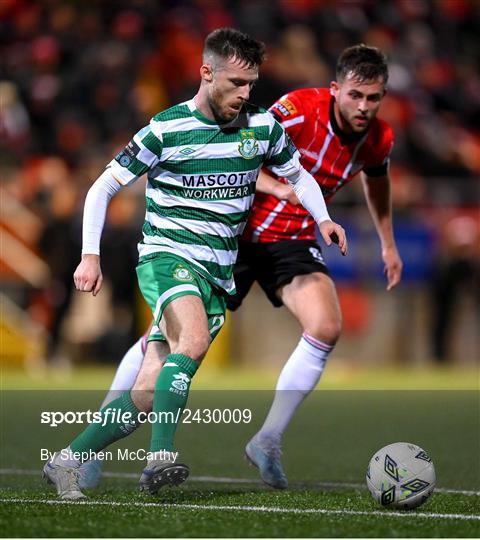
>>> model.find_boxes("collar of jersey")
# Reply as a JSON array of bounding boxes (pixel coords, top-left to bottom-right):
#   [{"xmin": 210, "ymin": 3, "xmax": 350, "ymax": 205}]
[{"xmin": 191, "ymin": 108, "xmax": 219, "ymax": 125}]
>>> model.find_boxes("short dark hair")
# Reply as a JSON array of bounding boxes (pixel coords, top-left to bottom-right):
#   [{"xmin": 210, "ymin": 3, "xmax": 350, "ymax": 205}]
[
  {"xmin": 336, "ymin": 44, "xmax": 389, "ymax": 84},
  {"xmin": 203, "ymin": 28, "xmax": 266, "ymax": 69}
]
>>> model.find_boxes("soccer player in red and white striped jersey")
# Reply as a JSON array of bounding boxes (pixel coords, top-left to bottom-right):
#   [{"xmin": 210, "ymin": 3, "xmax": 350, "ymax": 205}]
[
  {"xmin": 234, "ymin": 45, "xmax": 403, "ymax": 489},
  {"xmin": 243, "ymin": 86, "xmax": 394, "ymax": 242}
]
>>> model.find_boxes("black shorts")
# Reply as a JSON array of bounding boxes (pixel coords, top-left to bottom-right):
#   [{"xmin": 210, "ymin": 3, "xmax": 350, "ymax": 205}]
[{"xmin": 227, "ymin": 239, "xmax": 330, "ymax": 310}]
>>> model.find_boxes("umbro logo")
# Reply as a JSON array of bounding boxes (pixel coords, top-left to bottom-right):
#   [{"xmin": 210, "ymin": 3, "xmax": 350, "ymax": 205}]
[{"xmin": 179, "ymin": 147, "xmax": 195, "ymax": 156}]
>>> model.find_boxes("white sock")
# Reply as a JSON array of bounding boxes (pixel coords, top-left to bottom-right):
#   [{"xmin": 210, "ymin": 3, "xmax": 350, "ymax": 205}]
[
  {"xmin": 258, "ymin": 333, "xmax": 333, "ymax": 443},
  {"xmin": 100, "ymin": 336, "xmax": 146, "ymax": 409}
]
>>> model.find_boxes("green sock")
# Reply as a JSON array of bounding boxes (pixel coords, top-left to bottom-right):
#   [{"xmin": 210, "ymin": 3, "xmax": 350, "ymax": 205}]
[
  {"xmin": 70, "ymin": 391, "xmax": 141, "ymax": 456},
  {"xmin": 150, "ymin": 353, "xmax": 198, "ymax": 452}
]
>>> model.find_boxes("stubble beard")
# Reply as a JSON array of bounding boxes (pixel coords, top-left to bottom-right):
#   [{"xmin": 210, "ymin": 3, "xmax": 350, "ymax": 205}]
[
  {"xmin": 208, "ymin": 92, "xmax": 238, "ymax": 124},
  {"xmin": 343, "ymin": 107, "xmax": 371, "ymax": 134}
]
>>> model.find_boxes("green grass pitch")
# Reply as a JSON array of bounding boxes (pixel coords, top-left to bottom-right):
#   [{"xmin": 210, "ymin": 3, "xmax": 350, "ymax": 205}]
[{"xmin": 0, "ymin": 378, "xmax": 478, "ymax": 537}]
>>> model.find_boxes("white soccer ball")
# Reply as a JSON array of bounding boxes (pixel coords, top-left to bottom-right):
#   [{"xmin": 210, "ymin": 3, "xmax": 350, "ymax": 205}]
[{"xmin": 366, "ymin": 442, "xmax": 436, "ymax": 509}]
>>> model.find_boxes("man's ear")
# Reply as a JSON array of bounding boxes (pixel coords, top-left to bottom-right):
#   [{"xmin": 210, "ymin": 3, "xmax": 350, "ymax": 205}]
[
  {"xmin": 200, "ymin": 64, "xmax": 214, "ymax": 82},
  {"xmin": 330, "ymin": 80, "xmax": 339, "ymax": 97}
]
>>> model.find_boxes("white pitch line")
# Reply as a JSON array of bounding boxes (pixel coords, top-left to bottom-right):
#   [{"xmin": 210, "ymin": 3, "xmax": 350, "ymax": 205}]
[
  {"xmin": 0, "ymin": 468, "xmax": 478, "ymax": 496},
  {"xmin": 304, "ymin": 481, "xmax": 480, "ymax": 497},
  {"xmin": 0, "ymin": 497, "xmax": 479, "ymax": 522}
]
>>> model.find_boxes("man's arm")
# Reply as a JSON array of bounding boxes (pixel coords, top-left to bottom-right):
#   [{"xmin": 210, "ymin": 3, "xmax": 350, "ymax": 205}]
[
  {"xmin": 73, "ymin": 169, "xmax": 124, "ymax": 296},
  {"xmin": 361, "ymin": 172, "xmax": 403, "ymax": 290},
  {"xmin": 285, "ymin": 166, "xmax": 347, "ymax": 255},
  {"xmin": 256, "ymin": 170, "xmax": 300, "ymax": 205},
  {"xmin": 74, "ymin": 117, "xmax": 161, "ymax": 296}
]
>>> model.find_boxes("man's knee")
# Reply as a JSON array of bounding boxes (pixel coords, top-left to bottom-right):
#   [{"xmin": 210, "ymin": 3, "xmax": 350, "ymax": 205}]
[
  {"xmin": 172, "ymin": 331, "xmax": 211, "ymax": 362},
  {"xmin": 305, "ymin": 314, "xmax": 342, "ymax": 345}
]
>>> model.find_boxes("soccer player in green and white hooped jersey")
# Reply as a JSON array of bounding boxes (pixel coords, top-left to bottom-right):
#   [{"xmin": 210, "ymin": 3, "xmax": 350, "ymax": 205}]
[
  {"xmin": 43, "ymin": 28, "xmax": 347, "ymax": 500},
  {"xmin": 118, "ymin": 101, "xmax": 294, "ymax": 298}
]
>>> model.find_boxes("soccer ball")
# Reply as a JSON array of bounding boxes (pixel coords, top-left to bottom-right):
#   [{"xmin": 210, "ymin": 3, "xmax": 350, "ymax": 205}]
[{"xmin": 366, "ymin": 442, "xmax": 436, "ymax": 509}]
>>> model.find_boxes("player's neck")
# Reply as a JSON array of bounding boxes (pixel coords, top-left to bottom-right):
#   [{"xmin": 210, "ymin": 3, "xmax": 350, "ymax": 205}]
[
  {"xmin": 194, "ymin": 92, "xmax": 216, "ymax": 122},
  {"xmin": 332, "ymin": 100, "xmax": 348, "ymax": 132}
]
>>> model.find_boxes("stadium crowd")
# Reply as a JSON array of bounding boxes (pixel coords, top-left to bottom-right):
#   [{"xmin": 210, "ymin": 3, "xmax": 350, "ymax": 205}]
[{"xmin": 1, "ymin": 0, "xmax": 478, "ymax": 364}]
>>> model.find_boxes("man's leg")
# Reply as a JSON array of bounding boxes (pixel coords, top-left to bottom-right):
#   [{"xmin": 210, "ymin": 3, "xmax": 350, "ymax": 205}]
[
  {"xmin": 139, "ymin": 295, "xmax": 211, "ymax": 493},
  {"xmin": 44, "ymin": 340, "xmax": 168, "ymax": 499},
  {"xmin": 246, "ymin": 272, "xmax": 341, "ymax": 488},
  {"xmin": 77, "ymin": 333, "xmax": 150, "ymax": 488},
  {"xmin": 133, "ymin": 253, "xmax": 225, "ymax": 493}
]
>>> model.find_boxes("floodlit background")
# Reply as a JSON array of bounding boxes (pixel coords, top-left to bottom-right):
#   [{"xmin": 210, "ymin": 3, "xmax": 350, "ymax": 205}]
[{"xmin": 1, "ymin": 0, "xmax": 478, "ymax": 387}]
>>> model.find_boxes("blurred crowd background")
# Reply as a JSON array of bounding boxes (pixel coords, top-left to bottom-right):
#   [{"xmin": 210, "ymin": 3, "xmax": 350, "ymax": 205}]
[{"xmin": 1, "ymin": 0, "xmax": 478, "ymax": 371}]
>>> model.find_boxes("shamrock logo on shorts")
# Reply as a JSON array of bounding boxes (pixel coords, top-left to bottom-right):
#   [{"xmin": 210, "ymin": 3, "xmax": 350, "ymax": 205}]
[{"xmin": 173, "ymin": 265, "xmax": 194, "ymax": 282}]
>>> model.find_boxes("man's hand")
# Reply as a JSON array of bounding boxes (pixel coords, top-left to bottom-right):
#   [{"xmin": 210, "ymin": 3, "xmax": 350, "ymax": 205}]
[
  {"xmin": 382, "ymin": 246, "xmax": 403, "ymax": 291},
  {"xmin": 318, "ymin": 220, "xmax": 347, "ymax": 256},
  {"xmin": 73, "ymin": 254, "xmax": 103, "ymax": 296},
  {"xmin": 272, "ymin": 183, "xmax": 300, "ymax": 205}
]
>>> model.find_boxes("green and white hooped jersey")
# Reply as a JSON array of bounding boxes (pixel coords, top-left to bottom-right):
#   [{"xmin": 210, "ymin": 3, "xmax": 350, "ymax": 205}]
[{"xmin": 108, "ymin": 98, "xmax": 301, "ymax": 294}]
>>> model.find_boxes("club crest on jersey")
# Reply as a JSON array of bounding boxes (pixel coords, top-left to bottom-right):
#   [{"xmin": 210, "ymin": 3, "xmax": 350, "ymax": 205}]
[
  {"xmin": 238, "ymin": 130, "xmax": 258, "ymax": 159},
  {"xmin": 173, "ymin": 265, "xmax": 194, "ymax": 282}
]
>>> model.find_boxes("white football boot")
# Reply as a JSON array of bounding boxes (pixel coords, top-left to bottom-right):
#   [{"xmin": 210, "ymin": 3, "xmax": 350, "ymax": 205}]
[{"xmin": 43, "ymin": 452, "xmax": 86, "ymax": 500}]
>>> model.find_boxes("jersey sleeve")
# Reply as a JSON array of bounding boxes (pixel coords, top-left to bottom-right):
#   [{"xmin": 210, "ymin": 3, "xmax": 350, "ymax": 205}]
[
  {"xmin": 107, "ymin": 119, "xmax": 164, "ymax": 185},
  {"xmin": 263, "ymin": 118, "xmax": 302, "ymax": 178},
  {"xmin": 362, "ymin": 123, "xmax": 394, "ymax": 177},
  {"xmin": 268, "ymin": 91, "xmax": 306, "ymax": 140}
]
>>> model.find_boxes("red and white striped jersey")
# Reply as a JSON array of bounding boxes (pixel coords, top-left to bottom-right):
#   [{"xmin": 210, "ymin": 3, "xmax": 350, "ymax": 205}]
[{"xmin": 243, "ymin": 87, "xmax": 394, "ymax": 243}]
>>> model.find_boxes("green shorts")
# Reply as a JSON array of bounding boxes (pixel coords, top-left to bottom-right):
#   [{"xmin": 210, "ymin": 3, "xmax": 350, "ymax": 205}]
[{"xmin": 136, "ymin": 253, "xmax": 227, "ymax": 343}]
